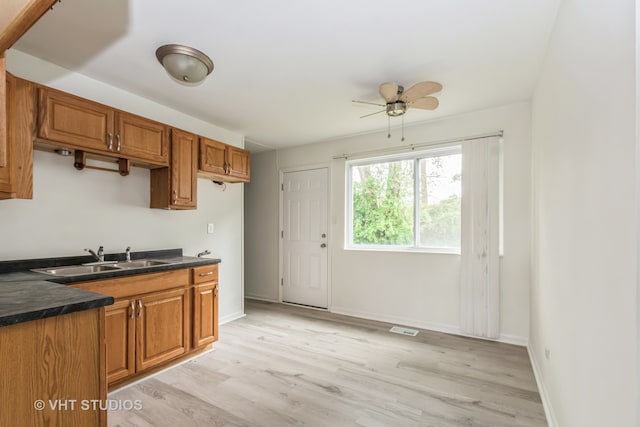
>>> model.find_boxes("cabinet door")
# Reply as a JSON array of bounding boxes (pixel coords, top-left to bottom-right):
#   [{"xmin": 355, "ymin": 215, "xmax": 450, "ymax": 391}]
[
  {"xmin": 136, "ymin": 287, "xmax": 189, "ymax": 371},
  {"xmin": 171, "ymin": 128, "xmax": 197, "ymax": 208},
  {"xmin": 116, "ymin": 112, "xmax": 169, "ymax": 166},
  {"xmin": 37, "ymin": 87, "xmax": 114, "ymax": 152},
  {"xmin": 0, "ymin": 73, "xmax": 34, "ymax": 200},
  {"xmin": 226, "ymin": 146, "xmax": 251, "ymax": 182},
  {"xmin": 105, "ymin": 299, "xmax": 135, "ymax": 384},
  {"xmin": 199, "ymin": 137, "xmax": 227, "ymax": 176},
  {"xmin": 192, "ymin": 282, "xmax": 218, "ymax": 347}
]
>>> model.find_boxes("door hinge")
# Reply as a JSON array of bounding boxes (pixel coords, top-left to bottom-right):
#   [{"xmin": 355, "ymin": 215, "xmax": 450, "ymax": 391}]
[
  {"xmin": 281, "ymin": 278, "xmax": 283, "ymax": 286},
  {"xmin": 281, "ymin": 230, "xmax": 284, "ymax": 238},
  {"xmin": 281, "ymin": 183, "xmax": 284, "ymax": 191}
]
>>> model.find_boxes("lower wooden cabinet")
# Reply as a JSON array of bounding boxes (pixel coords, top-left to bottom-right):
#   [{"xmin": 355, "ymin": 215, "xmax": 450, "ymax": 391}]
[
  {"xmin": 104, "ymin": 287, "xmax": 189, "ymax": 383},
  {"xmin": 192, "ymin": 264, "xmax": 219, "ymax": 348},
  {"xmin": 0, "ymin": 308, "xmax": 107, "ymax": 427},
  {"xmin": 105, "ymin": 299, "xmax": 135, "ymax": 384},
  {"xmin": 136, "ymin": 287, "xmax": 189, "ymax": 371},
  {"xmin": 74, "ymin": 265, "xmax": 218, "ymax": 388}
]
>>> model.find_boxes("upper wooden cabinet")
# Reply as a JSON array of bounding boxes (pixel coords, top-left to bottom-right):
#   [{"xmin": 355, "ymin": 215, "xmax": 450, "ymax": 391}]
[
  {"xmin": 199, "ymin": 137, "xmax": 250, "ymax": 183},
  {"xmin": 37, "ymin": 87, "xmax": 169, "ymax": 166},
  {"xmin": 0, "ymin": 73, "xmax": 34, "ymax": 200},
  {"xmin": 38, "ymin": 87, "xmax": 114, "ymax": 152},
  {"xmin": 1, "ymin": 0, "xmax": 57, "ymax": 169},
  {"xmin": 116, "ymin": 112, "xmax": 169, "ymax": 165},
  {"xmin": 150, "ymin": 128, "xmax": 197, "ymax": 210}
]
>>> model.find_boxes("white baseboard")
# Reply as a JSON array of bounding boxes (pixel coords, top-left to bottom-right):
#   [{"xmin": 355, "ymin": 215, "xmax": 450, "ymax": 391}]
[
  {"xmin": 245, "ymin": 295, "xmax": 279, "ymax": 303},
  {"xmin": 329, "ymin": 306, "xmax": 528, "ymax": 346},
  {"xmin": 219, "ymin": 311, "xmax": 246, "ymax": 325},
  {"xmin": 527, "ymin": 344, "xmax": 558, "ymax": 427}
]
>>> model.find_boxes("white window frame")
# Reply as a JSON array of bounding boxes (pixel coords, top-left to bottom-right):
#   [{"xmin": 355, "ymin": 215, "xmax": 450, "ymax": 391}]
[{"xmin": 345, "ymin": 145, "xmax": 462, "ymax": 254}]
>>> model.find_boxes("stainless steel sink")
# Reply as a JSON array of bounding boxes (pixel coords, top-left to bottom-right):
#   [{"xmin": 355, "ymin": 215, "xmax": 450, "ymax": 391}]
[
  {"xmin": 33, "ymin": 264, "xmax": 121, "ymax": 277},
  {"xmin": 32, "ymin": 259, "xmax": 174, "ymax": 277},
  {"xmin": 109, "ymin": 260, "xmax": 172, "ymax": 269}
]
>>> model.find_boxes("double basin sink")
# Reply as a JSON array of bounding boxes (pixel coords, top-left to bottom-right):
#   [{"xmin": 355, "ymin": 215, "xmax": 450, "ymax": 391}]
[{"xmin": 32, "ymin": 259, "xmax": 173, "ymax": 277}]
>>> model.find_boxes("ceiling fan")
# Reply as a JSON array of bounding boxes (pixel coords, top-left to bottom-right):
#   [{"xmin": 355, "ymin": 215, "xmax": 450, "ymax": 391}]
[{"xmin": 353, "ymin": 81, "xmax": 442, "ymax": 140}]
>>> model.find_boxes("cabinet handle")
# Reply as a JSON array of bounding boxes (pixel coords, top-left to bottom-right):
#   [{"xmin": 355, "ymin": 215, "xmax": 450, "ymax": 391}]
[
  {"xmin": 172, "ymin": 189, "xmax": 177, "ymax": 205},
  {"xmin": 137, "ymin": 300, "xmax": 142, "ymax": 317},
  {"xmin": 107, "ymin": 133, "xmax": 113, "ymax": 151},
  {"xmin": 116, "ymin": 134, "xmax": 121, "ymax": 152},
  {"xmin": 129, "ymin": 301, "xmax": 134, "ymax": 319},
  {"xmin": 199, "ymin": 271, "xmax": 214, "ymax": 277},
  {"xmin": 214, "ymin": 285, "xmax": 218, "ymax": 297}
]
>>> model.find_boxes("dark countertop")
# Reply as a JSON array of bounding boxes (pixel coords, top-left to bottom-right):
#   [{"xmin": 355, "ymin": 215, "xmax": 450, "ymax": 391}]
[{"xmin": 0, "ymin": 249, "xmax": 221, "ymax": 328}]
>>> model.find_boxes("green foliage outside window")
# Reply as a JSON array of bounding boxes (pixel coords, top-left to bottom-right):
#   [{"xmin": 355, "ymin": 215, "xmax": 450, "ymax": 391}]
[
  {"xmin": 352, "ymin": 160, "xmax": 414, "ymax": 245},
  {"xmin": 350, "ymin": 151, "xmax": 461, "ymax": 249}
]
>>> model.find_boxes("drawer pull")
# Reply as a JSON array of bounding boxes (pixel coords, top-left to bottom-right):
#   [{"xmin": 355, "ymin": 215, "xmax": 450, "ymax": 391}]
[{"xmin": 199, "ymin": 271, "xmax": 214, "ymax": 277}]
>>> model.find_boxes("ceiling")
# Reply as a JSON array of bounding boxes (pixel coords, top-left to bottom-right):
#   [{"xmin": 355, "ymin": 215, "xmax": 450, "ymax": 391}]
[{"xmin": 14, "ymin": 0, "xmax": 561, "ymax": 152}]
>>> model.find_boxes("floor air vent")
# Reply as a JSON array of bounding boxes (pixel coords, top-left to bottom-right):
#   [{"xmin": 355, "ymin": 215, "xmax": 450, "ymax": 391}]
[{"xmin": 389, "ymin": 326, "xmax": 419, "ymax": 336}]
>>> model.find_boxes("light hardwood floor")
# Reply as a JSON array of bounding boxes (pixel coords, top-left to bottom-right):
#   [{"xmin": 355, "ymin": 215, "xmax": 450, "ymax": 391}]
[{"xmin": 108, "ymin": 300, "xmax": 547, "ymax": 427}]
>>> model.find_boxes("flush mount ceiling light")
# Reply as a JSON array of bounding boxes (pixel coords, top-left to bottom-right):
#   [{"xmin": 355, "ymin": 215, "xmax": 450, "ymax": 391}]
[{"xmin": 155, "ymin": 44, "xmax": 214, "ymax": 84}]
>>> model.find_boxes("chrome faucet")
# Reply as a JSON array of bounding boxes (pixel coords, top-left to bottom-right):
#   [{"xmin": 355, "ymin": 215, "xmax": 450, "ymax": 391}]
[
  {"xmin": 197, "ymin": 249, "xmax": 211, "ymax": 258},
  {"xmin": 125, "ymin": 246, "xmax": 132, "ymax": 262},
  {"xmin": 85, "ymin": 246, "xmax": 104, "ymax": 262}
]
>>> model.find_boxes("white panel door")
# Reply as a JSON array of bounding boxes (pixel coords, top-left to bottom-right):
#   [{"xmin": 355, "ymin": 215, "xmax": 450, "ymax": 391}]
[{"xmin": 282, "ymin": 168, "xmax": 328, "ymax": 308}]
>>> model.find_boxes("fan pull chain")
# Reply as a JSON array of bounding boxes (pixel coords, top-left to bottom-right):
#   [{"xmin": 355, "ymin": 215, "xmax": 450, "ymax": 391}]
[
  {"xmin": 401, "ymin": 115, "xmax": 405, "ymax": 142},
  {"xmin": 387, "ymin": 116, "xmax": 391, "ymax": 139}
]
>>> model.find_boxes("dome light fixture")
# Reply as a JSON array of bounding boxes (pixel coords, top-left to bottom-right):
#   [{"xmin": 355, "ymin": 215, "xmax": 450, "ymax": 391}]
[{"xmin": 155, "ymin": 44, "xmax": 214, "ymax": 84}]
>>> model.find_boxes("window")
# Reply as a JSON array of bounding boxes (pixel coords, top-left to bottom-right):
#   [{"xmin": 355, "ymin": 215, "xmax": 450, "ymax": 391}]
[{"xmin": 347, "ymin": 146, "xmax": 461, "ymax": 252}]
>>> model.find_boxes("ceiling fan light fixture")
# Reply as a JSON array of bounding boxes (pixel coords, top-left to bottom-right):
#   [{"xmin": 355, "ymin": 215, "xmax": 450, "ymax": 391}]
[
  {"xmin": 156, "ymin": 44, "xmax": 214, "ymax": 84},
  {"xmin": 386, "ymin": 101, "xmax": 406, "ymax": 117}
]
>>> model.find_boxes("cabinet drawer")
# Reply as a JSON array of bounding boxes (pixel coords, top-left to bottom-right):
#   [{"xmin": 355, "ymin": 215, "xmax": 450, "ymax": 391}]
[
  {"xmin": 192, "ymin": 264, "xmax": 218, "ymax": 284},
  {"xmin": 71, "ymin": 269, "xmax": 189, "ymax": 298}
]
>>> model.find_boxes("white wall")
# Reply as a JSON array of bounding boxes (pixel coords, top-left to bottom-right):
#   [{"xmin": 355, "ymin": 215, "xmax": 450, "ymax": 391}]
[
  {"xmin": 245, "ymin": 102, "xmax": 532, "ymax": 343},
  {"xmin": 244, "ymin": 149, "xmax": 280, "ymax": 301},
  {"xmin": 530, "ymin": 0, "xmax": 637, "ymax": 425},
  {"xmin": 2, "ymin": 50, "xmax": 245, "ymax": 324}
]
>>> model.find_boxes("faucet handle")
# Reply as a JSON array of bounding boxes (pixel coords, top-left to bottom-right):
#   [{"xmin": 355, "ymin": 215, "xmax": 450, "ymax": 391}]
[{"xmin": 197, "ymin": 249, "xmax": 211, "ymax": 258}]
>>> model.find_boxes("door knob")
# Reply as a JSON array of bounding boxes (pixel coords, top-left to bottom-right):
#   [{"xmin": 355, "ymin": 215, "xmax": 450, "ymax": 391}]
[{"xmin": 320, "ymin": 243, "xmax": 326, "ymax": 248}]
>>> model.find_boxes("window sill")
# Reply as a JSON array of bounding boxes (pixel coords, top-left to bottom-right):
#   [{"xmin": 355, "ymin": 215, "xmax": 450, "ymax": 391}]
[{"xmin": 343, "ymin": 246, "xmax": 461, "ymax": 255}]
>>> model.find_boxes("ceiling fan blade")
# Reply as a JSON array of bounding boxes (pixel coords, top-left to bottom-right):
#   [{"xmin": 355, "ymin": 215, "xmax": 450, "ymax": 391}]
[
  {"xmin": 409, "ymin": 97, "xmax": 439, "ymax": 110},
  {"xmin": 379, "ymin": 82, "xmax": 399, "ymax": 103},
  {"xmin": 400, "ymin": 81, "xmax": 442, "ymax": 102},
  {"xmin": 360, "ymin": 109, "xmax": 386, "ymax": 119},
  {"xmin": 352, "ymin": 100, "xmax": 385, "ymax": 107}
]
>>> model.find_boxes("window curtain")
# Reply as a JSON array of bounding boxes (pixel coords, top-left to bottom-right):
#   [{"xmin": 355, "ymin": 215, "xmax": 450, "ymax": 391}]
[{"xmin": 460, "ymin": 137, "xmax": 501, "ymax": 339}]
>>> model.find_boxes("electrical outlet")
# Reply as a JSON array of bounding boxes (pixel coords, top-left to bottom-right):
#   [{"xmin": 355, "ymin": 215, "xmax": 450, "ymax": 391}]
[{"xmin": 207, "ymin": 223, "xmax": 215, "ymax": 234}]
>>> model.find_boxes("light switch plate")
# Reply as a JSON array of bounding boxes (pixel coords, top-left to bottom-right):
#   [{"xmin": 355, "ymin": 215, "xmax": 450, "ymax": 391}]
[{"xmin": 207, "ymin": 223, "xmax": 215, "ymax": 234}]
